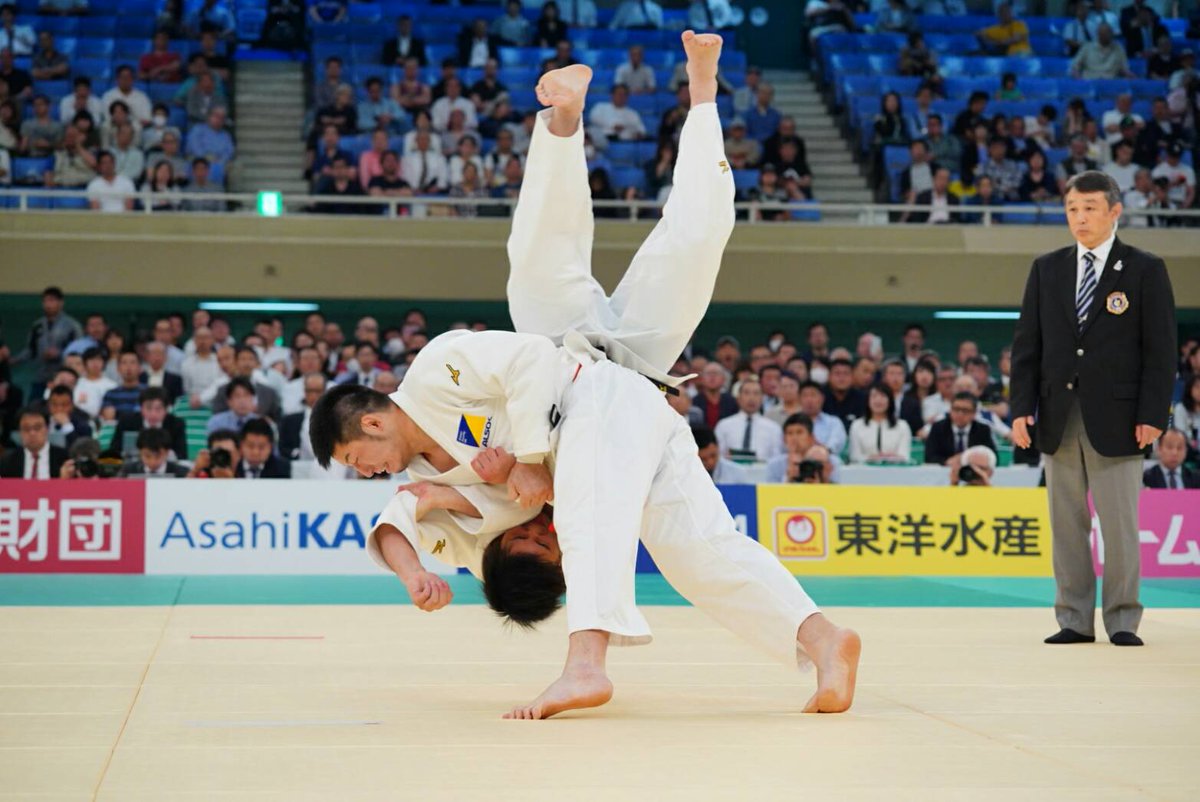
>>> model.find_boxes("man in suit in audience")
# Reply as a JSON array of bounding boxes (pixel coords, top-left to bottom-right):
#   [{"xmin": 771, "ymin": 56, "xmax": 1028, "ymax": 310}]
[
  {"xmin": 1143, "ymin": 429, "xmax": 1198, "ymax": 488},
  {"xmin": 109, "ymin": 387, "xmax": 188, "ymax": 460},
  {"xmin": 280, "ymin": 373, "xmax": 326, "ymax": 461},
  {"xmin": 383, "ymin": 14, "xmax": 428, "ymax": 67},
  {"xmin": 457, "ymin": 18, "xmax": 501, "ymax": 68},
  {"xmin": 236, "ymin": 418, "xmax": 291, "ymax": 479},
  {"xmin": 46, "ymin": 384, "xmax": 92, "ymax": 448},
  {"xmin": 0, "ymin": 407, "xmax": 69, "ymax": 478},
  {"xmin": 139, "ymin": 341, "xmax": 185, "ymax": 406},
  {"xmin": 119, "ymin": 428, "xmax": 190, "ymax": 477},
  {"xmin": 924, "ymin": 392, "xmax": 997, "ymax": 465},
  {"xmin": 1011, "ymin": 170, "xmax": 1176, "ymax": 647}
]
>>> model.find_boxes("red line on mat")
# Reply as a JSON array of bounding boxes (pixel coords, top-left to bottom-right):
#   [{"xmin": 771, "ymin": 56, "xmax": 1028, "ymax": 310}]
[{"xmin": 190, "ymin": 635, "xmax": 326, "ymax": 640}]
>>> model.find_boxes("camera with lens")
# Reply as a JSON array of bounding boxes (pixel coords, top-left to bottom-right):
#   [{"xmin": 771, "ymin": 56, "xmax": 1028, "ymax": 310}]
[
  {"xmin": 795, "ymin": 459, "xmax": 824, "ymax": 483},
  {"xmin": 958, "ymin": 464, "xmax": 980, "ymax": 485},
  {"xmin": 74, "ymin": 456, "xmax": 122, "ymax": 478},
  {"xmin": 210, "ymin": 449, "xmax": 233, "ymax": 470}
]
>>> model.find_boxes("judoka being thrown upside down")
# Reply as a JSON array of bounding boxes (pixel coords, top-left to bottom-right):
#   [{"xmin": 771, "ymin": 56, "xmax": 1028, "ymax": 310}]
[{"xmin": 310, "ymin": 32, "xmax": 861, "ymax": 720}]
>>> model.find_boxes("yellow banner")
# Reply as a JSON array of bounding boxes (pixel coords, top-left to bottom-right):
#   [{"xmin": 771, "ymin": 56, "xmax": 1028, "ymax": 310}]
[{"xmin": 756, "ymin": 485, "xmax": 1053, "ymax": 576}]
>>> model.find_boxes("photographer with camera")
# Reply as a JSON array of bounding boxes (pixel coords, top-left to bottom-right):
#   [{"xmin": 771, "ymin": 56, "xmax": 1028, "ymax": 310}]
[
  {"xmin": 764, "ymin": 413, "xmax": 842, "ymax": 484},
  {"xmin": 188, "ymin": 428, "xmax": 240, "ymax": 479},
  {"xmin": 60, "ymin": 437, "xmax": 124, "ymax": 479},
  {"xmin": 119, "ymin": 428, "xmax": 190, "ymax": 478},
  {"xmin": 0, "ymin": 406, "xmax": 68, "ymax": 478},
  {"xmin": 949, "ymin": 444, "xmax": 996, "ymax": 487}
]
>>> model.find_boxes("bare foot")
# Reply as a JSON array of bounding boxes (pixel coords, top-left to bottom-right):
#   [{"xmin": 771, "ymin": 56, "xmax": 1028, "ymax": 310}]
[
  {"xmin": 536, "ymin": 64, "xmax": 593, "ymax": 114},
  {"xmin": 681, "ymin": 30, "xmax": 722, "ymax": 105},
  {"xmin": 501, "ymin": 668, "xmax": 613, "ymax": 720},
  {"xmin": 803, "ymin": 627, "xmax": 861, "ymax": 714}
]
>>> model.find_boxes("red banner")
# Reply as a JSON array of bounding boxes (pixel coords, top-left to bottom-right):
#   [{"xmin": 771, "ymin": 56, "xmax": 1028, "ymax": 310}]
[{"xmin": 0, "ymin": 480, "xmax": 146, "ymax": 574}]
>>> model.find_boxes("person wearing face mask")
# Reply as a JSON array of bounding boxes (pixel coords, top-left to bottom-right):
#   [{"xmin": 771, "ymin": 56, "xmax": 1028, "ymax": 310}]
[{"xmin": 142, "ymin": 103, "xmax": 173, "ymax": 150}]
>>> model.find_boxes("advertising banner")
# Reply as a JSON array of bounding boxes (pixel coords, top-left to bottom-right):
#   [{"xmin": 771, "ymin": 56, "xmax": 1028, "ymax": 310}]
[
  {"xmin": 144, "ymin": 480, "xmax": 456, "ymax": 575},
  {"xmin": 0, "ymin": 479, "xmax": 146, "ymax": 574},
  {"xmin": 756, "ymin": 484, "xmax": 1054, "ymax": 576},
  {"xmin": 1095, "ymin": 489, "xmax": 1200, "ymax": 579}
]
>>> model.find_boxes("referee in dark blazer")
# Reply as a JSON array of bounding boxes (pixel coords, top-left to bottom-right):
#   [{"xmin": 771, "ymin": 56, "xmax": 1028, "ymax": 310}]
[{"xmin": 1010, "ymin": 170, "xmax": 1177, "ymax": 648}]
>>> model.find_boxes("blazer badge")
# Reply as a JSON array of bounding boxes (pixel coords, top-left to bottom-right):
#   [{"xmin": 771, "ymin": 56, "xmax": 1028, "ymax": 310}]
[{"xmin": 1105, "ymin": 291, "xmax": 1129, "ymax": 315}]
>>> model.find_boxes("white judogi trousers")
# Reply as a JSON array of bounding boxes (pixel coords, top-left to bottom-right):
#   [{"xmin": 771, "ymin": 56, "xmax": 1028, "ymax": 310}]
[{"xmin": 508, "ymin": 102, "xmax": 821, "ymax": 667}]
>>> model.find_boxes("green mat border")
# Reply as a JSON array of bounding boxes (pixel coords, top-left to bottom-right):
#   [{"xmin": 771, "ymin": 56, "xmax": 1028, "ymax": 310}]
[{"xmin": 1, "ymin": 575, "xmax": 1199, "ymax": 608}]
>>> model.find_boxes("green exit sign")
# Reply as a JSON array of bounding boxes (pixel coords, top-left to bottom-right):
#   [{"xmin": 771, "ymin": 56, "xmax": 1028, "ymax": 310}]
[{"xmin": 257, "ymin": 191, "xmax": 283, "ymax": 217}]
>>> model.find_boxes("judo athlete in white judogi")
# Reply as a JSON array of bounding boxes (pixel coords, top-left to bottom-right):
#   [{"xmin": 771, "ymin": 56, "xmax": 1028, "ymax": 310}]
[{"xmin": 311, "ymin": 34, "xmax": 860, "ymax": 720}]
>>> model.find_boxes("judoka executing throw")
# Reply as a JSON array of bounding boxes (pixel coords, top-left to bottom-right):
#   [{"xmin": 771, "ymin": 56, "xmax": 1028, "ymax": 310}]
[{"xmin": 311, "ymin": 33, "xmax": 860, "ymax": 719}]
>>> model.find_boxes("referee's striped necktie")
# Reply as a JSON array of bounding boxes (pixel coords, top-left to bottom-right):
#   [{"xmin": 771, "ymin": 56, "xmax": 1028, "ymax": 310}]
[{"xmin": 1076, "ymin": 251, "xmax": 1097, "ymax": 330}]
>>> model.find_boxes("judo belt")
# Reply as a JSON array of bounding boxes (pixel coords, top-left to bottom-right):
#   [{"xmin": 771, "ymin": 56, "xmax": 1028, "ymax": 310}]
[{"xmin": 588, "ymin": 346, "xmax": 680, "ymax": 396}]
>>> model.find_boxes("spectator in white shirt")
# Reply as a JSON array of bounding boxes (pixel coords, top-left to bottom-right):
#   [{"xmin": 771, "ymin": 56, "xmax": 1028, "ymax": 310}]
[
  {"xmin": 613, "ymin": 46, "xmax": 656, "ymax": 95},
  {"xmin": 401, "ymin": 129, "xmax": 449, "ymax": 193},
  {"xmin": 447, "ymin": 133, "xmax": 486, "ymax": 187},
  {"xmin": 86, "ymin": 151, "xmax": 136, "ymax": 213},
  {"xmin": 110, "ymin": 124, "xmax": 144, "ymax": 183},
  {"xmin": 764, "ymin": 412, "xmax": 844, "ymax": 483},
  {"xmin": 1103, "ymin": 140, "xmax": 1139, "ymax": 193},
  {"xmin": 922, "ymin": 365, "xmax": 958, "ymax": 425},
  {"xmin": 1121, "ymin": 167, "xmax": 1160, "ymax": 227},
  {"xmin": 611, "ymin": 0, "xmax": 663, "ymax": 29},
  {"xmin": 101, "ymin": 65, "xmax": 153, "ymax": 125},
  {"xmin": 0, "ymin": 5, "xmax": 34, "ymax": 55},
  {"xmin": 59, "ymin": 77, "xmax": 104, "ymax": 127},
  {"xmin": 714, "ymin": 377, "xmax": 784, "ymax": 461},
  {"xmin": 180, "ymin": 325, "xmax": 223, "ymax": 399},
  {"xmin": 281, "ymin": 346, "xmax": 326, "ymax": 415},
  {"xmin": 848, "ymin": 384, "xmax": 913, "ymax": 464},
  {"xmin": 689, "ymin": 0, "xmax": 742, "ymax": 29},
  {"xmin": 1101, "ymin": 93, "xmax": 1143, "ymax": 145},
  {"xmin": 1151, "ymin": 142, "xmax": 1195, "ymax": 209},
  {"xmin": 73, "ymin": 347, "xmax": 116, "ymax": 420},
  {"xmin": 430, "ymin": 77, "xmax": 478, "ymax": 133},
  {"xmin": 589, "ymin": 84, "xmax": 647, "ymax": 144}
]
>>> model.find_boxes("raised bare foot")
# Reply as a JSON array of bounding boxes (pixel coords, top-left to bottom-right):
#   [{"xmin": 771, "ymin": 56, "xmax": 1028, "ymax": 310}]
[
  {"xmin": 501, "ymin": 667, "xmax": 613, "ymax": 720},
  {"xmin": 803, "ymin": 627, "xmax": 861, "ymax": 714},
  {"xmin": 682, "ymin": 30, "xmax": 722, "ymax": 105},
  {"xmin": 535, "ymin": 64, "xmax": 593, "ymax": 116}
]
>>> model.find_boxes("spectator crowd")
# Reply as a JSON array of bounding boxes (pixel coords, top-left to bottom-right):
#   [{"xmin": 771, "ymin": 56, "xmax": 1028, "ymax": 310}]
[{"xmin": 4, "ymin": 284, "xmax": 1198, "ymax": 490}]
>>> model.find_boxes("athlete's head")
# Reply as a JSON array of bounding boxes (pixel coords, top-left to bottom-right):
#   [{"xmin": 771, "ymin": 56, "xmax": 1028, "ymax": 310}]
[
  {"xmin": 481, "ymin": 508, "xmax": 565, "ymax": 629},
  {"xmin": 309, "ymin": 383, "xmax": 417, "ymax": 476}
]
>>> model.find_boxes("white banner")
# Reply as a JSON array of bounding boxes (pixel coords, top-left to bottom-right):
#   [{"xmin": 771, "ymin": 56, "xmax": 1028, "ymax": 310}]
[{"xmin": 144, "ymin": 480, "xmax": 458, "ymax": 575}]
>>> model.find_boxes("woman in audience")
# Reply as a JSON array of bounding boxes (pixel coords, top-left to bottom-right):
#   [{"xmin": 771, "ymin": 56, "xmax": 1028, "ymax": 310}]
[
  {"xmin": 101, "ymin": 100, "xmax": 141, "ymax": 151},
  {"xmin": 1172, "ymin": 374, "xmax": 1200, "ymax": 457},
  {"xmin": 645, "ymin": 139, "xmax": 676, "ymax": 199},
  {"xmin": 103, "ymin": 329, "xmax": 126, "ymax": 381},
  {"xmin": 357, "ymin": 128, "xmax": 390, "ymax": 190},
  {"xmin": 1018, "ymin": 148, "xmax": 1058, "ymax": 203},
  {"xmin": 745, "ymin": 163, "xmax": 790, "ymax": 222},
  {"xmin": 589, "ymin": 167, "xmax": 620, "ymax": 219},
  {"xmin": 534, "ymin": 1, "xmax": 569, "ymax": 48},
  {"xmin": 1062, "ymin": 97, "xmax": 1090, "ymax": 142},
  {"xmin": 904, "ymin": 360, "xmax": 938, "ymax": 435},
  {"xmin": 849, "ymin": 383, "xmax": 913, "ymax": 464},
  {"xmin": 440, "ymin": 108, "xmax": 470, "ymax": 157},
  {"xmin": 995, "ymin": 72, "xmax": 1024, "ymax": 101},
  {"xmin": 144, "ymin": 160, "xmax": 181, "ymax": 211},
  {"xmin": 72, "ymin": 110, "xmax": 100, "ymax": 150},
  {"xmin": 447, "ymin": 133, "xmax": 485, "ymax": 187},
  {"xmin": 448, "ymin": 161, "xmax": 489, "ymax": 218},
  {"xmin": 0, "ymin": 99, "xmax": 20, "ymax": 152},
  {"xmin": 872, "ymin": 92, "xmax": 908, "ymax": 193}
]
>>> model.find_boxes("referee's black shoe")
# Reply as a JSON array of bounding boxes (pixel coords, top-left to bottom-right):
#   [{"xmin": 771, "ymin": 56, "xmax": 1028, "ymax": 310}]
[
  {"xmin": 1110, "ymin": 631, "xmax": 1144, "ymax": 647},
  {"xmin": 1044, "ymin": 628, "xmax": 1096, "ymax": 644}
]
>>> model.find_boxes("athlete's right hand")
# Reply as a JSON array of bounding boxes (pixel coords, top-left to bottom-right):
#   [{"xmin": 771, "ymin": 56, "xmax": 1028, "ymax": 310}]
[
  {"xmin": 403, "ymin": 570, "xmax": 453, "ymax": 612},
  {"xmin": 508, "ymin": 462, "xmax": 554, "ymax": 509},
  {"xmin": 472, "ymin": 447, "xmax": 516, "ymax": 484}
]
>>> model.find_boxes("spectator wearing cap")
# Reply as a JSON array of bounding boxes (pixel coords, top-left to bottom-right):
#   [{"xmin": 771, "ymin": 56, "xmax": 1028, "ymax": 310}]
[
  {"xmin": 694, "ymin": 426, "xmax": 751, "ymax": 484},
  {"xmin": 724, "ymin": 118, "xmax": 760, "ymax": 169},
  {"xmin": 588, "ymin": 84, "xmax": 646, "ymax": 144},
  {"xmin": 359, "ymin": 77, "xmax": 408, "ymax": 135},
  {"xmin": 1151, "ymin": 142, "xmax": 1195, "ymax": 214},
  {"xmin": 610, "ymin": 0, "xmax": 663, "ymax": 29},
  {"xmin": 714, "ymin": 377, "xmax": 784, "ymax": 462},
  {"xmin": 744, "ymin": 83, "xmax": 780, "ymax": 143},
  {"xmin": 614, "ymin": 46, "xmax": 656, "ymax": 95},
  {"xmin": 1071, "ymin": 23, "xmax": 1134, "ymax": 79}
]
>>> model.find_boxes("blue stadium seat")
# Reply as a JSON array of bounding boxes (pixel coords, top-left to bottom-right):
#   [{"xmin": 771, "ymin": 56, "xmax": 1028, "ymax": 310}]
[
  {"xmin": 312, "ymin": 23, "xmax": 352, "ymax": 43},
  {"xmin": 120, "ymin": 0, "xmax": 157, "ymax": 15},
  {"xmin": 237, "ymin": 9, "xmax": 267, "ymax": 41},
  {"xmin": 415, "ymin": 23, "xmax": 459, "ymax": 44},
  {"xmin": 38, "ymin": 17, "xmax": 80, "ymax": 36},
  {"xmin": 1018, "ymin": 77, "xmax": 1058, "ymax": 98},
  {"xmin": 790, "ymin": 201, "xmax": 821, "ymax": 223},
  {"xmin": 1029, "ymin": 35, "xmax": 1063, "ymax": 56},
  {"xmin": 349, "ymin": 2, "xmax": 382, "ymax": 25},
  {"xmin": 90, "ymin": 0, "xmax": 122, "ymax": 13},
  {"xmin": 723, "ymin": 51, "xmax": 747, "ymax": 71},
  {"xmin": 115, "ymin": 16, "xmax": 156, "ymax": 38},
  {"xmin": 1024, "ymin": 17, "xmax": 1062, "ymax": 36},
  {"xmin": 387, "ymin": 135, "xmax": 405, "ymax": 155},
  {"xmin": 606, "ymin": 141, "xmax": 646, "ymax": 168},
  {"xmin": 73, "ymin": 59, "xmax": 114, "ymax": 83},
  {"xmin": 339, "ymin": 133, "xmax": 372, "ymax": 157},
  {"xmin": 349, "ymin": 23, "xmax": 389, "ymax": 44},
  {"xmin": 1043, "ymin": 148, "xmax": 1068, "ymax": 167},
  {"xmin": 312, "ymin": 43, "xmax": 350, "ymax": 65},
  {"xmin": 38, "ymin": 80, "xmax": 70, "ymax": 102},
  {"xmin": 53, "ymin": 195, "xmax": 90, "ymax": 211},
  {"xmin": 351, "ymin": 42, "xmax": 384, "ymax": 64},
  {"xmin": 857, "ymin": 33, "xmax": 905, "ymax": 53},
  {"xmin": 942, "ymin": 76, "xmax": 987, "ymax": 99},
  {"xmin": 731, "ymin": 169, "xmax": 759, "ymax": 193},
  {"xmin": 80, "ymin": 17, "xmax": 118, "ymax": 38},
  {"xmin": 1130, "ymin": 79, "xmax": 1168, "ymax": 99},
  {"xmin": 628, "ymin": 94, "xmax": 657, "ymax": 116},
  {"xmin": 1055, "ymin": 78, "xmax": 1094, "ymax": 100},
  {"xmin": 1092, "ymin": 79, "xmax": 1132, "ymax": 98},
  {"xmin": 12, "ymin": 157, "xmax": 54, "ymax": 183},
  {"xmin": 878, "ymin": 76, "xmax": 921, "ymax": 97},
  {"xmin": 425, "ymin": 43, "xmax": 457, "ymax": 66},
  {"xmin": 76, "ymin": 38, "xmax": 116, "ymax": 59},
  {"xmin": 498, "ymin": 67, "xmax": 538, "ymax": 89},
  {"xmin": 146, "ymin": 83, "xmax": 178, "ymax": 104},
  {"xmin": 841, "ymin": 74, "xmax": 881, "ymax": 101},
  {"xmin": 610, "ymin": 165, "xmax": 647, "ymax": 194},
  {"xmin": 1129, "ymin": 58, "xmax": 1147, "ymax": 75},
  {"xmin": 508, "ymin": 89, "xmax": 537, "ymax": 112},
  {"xmin": 115, "ymin": 38, "xmax": 151, "ymax": 61},
  {"xmin": 828, "ymin": 53, "xmax": 870, "ymax": 76},
  {"xmin": 864, "ymin": 54, "xmax": 895, "ymax": 75},
  {"xmin": 26, "ymin": 194, "xmax": 54, "ymax": 210}
]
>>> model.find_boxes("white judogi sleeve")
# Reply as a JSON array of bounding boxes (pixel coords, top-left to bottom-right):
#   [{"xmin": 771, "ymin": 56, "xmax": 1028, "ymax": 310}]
[{"xmin": 394, "ymin": 330, "xmax": 564, "ymax": 463}]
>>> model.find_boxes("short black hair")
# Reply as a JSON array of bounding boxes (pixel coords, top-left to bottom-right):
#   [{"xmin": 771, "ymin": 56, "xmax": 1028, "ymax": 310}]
[
  {"xmin": 953, "ymin": 391, "xmax": 979, "ymax": 409},
  {"xmin": 1064, "ymin": 169, "xmax": 1122, "ymax": 207},
  {"xmin": 904, "ymin": 323, "xmax": 926, "ymax": 336},
  {"xmin": 758, "ymin": 363, "xmax": 782, "ymax": 378},
  {"xmin": 136, "ymin": 427, "xmax": 171, "ymax": 453},
  {"xmin": 241, "ymin": 417, "xmax": 274, "ymax": 444},
  {"xmin": 691, "ymin": 426, "xmax": 717, "ymax": 450},
  {"xmin": 964, "ymin": 355, "xmax": 989, "ymax": 370},
  {"xmin": 308, "ymin": 382, "xmax": 394, "ymax": 468},
  {"xmin": 783, "ymin": 413, "xmax": 813, "ymax": 434},
  {"xmin": 224, "ymin": 376, "xmax": 256, "ymax": 399},
  {"xmin": 73, "ymin": 75, "xmax": 91, "ymax": 88},
  {"xmin": 42, "ymin": 286, "xmax": 65, "ymax": 300},
  {"xmin": 49, "ymin": 384, "xmax": 73, "ymax": 400},
  {"xmin": 55, "ymin": 366, "xmax": 79, "ymax": 380},
  {"xmin": 234, "ymin": 344, "xmax": 259, "ymax": 362},
  {"xmin": 480, "ymin": 533, "xmax": 566, "ymax": 629},
  {"xmin": 18, "ymin": 405, "xmax": 49, "ymax": 425},
  {"xmin": 139, "ymin": 386, "xmax": 169, "ymax": 407},
  {"xmin": 207, "ymin": 428, "xmax": 240, "ymax": 448},
  {"xmin": 799, "ymin": 379, "xmax": 825, "ymax": 395}
]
